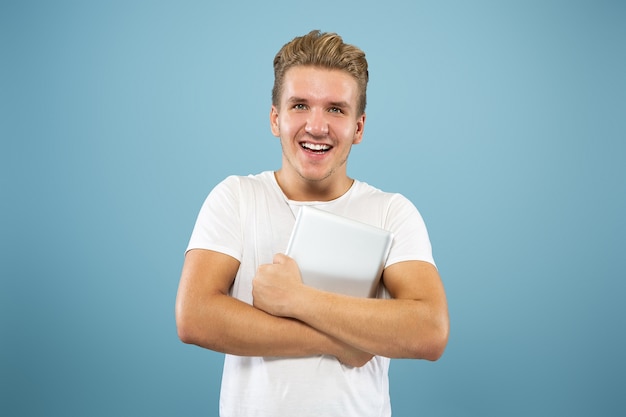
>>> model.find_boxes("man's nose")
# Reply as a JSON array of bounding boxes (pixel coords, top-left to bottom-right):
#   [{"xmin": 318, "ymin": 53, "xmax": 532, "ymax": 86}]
[{"xmin": 305, "ymin": 109, "xmax": 329, "ymax": 136}]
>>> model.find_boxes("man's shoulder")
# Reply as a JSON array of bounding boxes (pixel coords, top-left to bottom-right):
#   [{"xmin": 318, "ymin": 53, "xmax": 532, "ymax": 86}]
[
  {"xmin": 352, "ymin": 179, "xmax": 408, "ymax": 205},
  {"xmin": 212, "ymin": 171, "xmax": 281, "ymax": 206},
  {"xmin": 217, "ymin": 171, "xmax": 274, "ymax": 189}
]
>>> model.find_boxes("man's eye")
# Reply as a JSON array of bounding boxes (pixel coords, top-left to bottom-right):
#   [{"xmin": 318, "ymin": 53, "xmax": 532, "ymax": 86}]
[
  {"xmin": 293, "ymin": 104, "xmax": 307, "ymax": 110},
  {"xmin": 329, "ymin": 107, "xmax": 343, "ymax": 114}
]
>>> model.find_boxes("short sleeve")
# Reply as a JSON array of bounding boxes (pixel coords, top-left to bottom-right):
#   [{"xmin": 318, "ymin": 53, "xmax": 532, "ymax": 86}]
[
  {"xmin": 384, "ymin": 194, "xmax": 435, "ymax": 268},
  {"xmin": 186, "ymin": 176, "xmax": 243, "ymax": 261}
]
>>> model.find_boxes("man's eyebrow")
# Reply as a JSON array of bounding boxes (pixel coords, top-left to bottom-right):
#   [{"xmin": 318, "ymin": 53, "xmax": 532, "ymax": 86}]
[
  {"xmin": 328, "ymin": 101, "xmax": 352, "ymax": 109},
  {"xmin": 286, "ymin": 96, "xmax": 308, "ymax": 104},
  {"xmin": 286, "ymin": 97, "xmax": 352, "ymax": 109}
]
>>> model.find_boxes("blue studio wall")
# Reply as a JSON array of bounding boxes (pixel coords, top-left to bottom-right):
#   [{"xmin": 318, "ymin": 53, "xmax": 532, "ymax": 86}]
[{"xmin": 1, "ymin": 1, "xmax": 625, "ymax": 416}]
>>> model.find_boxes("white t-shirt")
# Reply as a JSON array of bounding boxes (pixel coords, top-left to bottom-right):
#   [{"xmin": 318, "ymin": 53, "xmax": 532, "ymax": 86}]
[{"xmin": 187, "ymin": 171, "xmax": 435, "ymax": 417}]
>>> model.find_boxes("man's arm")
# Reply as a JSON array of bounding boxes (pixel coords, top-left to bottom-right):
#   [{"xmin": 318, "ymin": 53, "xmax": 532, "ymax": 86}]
[
  {"xmin": 253, "ymin": 255, "xmax": 449, "ymax": 360},
  {"xmin": 175, "ymin": 249, "xmax": 373, "ymax": 366}
]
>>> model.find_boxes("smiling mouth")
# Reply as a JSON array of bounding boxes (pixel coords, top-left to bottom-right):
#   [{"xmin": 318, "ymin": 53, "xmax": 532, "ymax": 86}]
[{"xmin": 301, "ymin": 142, "xmax": 332, "ymax": 153}]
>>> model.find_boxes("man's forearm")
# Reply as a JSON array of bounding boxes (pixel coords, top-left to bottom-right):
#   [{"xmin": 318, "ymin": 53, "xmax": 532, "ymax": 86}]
[
  {"xmin": 289, "ymin": 290, "xmax": 448, "ymax": 360},
  {"xmin": 177, "ymin": 292, "xmax": 371, "ymax": 365},
  {"xmin": 252, "ymin": 258, "xmax": 449, "ymax": 360}
]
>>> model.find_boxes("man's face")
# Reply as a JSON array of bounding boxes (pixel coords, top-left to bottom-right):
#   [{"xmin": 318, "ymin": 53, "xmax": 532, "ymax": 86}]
[{"xmin": 270, "ymin": 66, "xmax": 365, "ymax": 187}]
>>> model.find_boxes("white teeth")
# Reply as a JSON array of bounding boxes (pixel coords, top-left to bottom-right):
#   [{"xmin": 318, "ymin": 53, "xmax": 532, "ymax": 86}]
[{"xmin": 301, "ymin": 142, "xmax": 330, "ymax": 151}]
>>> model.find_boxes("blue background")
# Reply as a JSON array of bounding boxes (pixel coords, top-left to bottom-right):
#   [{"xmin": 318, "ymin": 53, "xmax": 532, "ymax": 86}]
[{"xmin": 2, "ymin": 1, "xmax": 625, "ymax": 416}]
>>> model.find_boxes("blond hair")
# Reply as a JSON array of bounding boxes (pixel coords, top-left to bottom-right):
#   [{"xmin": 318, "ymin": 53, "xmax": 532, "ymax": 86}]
[{"xmin": 272, "ymin": 30, "xmax": 369, "ymax": 115}]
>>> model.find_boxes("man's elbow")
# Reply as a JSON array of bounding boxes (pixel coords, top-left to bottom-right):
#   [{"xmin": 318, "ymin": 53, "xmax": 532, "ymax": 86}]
[
  {"xmin": 176, "ymin": 320, "xmax": 195, "ymax": 345},
  {"xmin": 421, "ymin": 333, "xmax": 448, "ymax": 361},
  {"xmin": 175, "ymin": 293, "xmax": 228, "ymax": 351},
  {"xmin": 175, "ymin": 302, "xmax": 200, "ymax": 345},
  {"xmin": 423, "ymin": 305, "xmax": 450, "ymax": 361},
  {"xmin": 410, "ymin": 320, "xmax": 449, "ymax": 361}
]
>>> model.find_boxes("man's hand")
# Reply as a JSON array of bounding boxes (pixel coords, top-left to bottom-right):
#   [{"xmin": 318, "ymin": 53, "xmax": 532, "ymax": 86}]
[
  {"xmin": 252, "ymin": 253, "xmax": 373, "ymax": 367},
  {"xmin": 252, "ymin": 253, "xmax": 305, "ymax": 317}
]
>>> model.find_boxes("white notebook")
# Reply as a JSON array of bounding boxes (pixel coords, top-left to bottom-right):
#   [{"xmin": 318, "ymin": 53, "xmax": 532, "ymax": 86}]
[{"xmin": 285, "ymin": 206, "xmax": 393, "ymax": 298}]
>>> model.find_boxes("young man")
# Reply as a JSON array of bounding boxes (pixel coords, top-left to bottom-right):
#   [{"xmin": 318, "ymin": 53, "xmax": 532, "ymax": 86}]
[{"xmin": 176, "ymin": 30, "xmax": 449, "ymax": 417}]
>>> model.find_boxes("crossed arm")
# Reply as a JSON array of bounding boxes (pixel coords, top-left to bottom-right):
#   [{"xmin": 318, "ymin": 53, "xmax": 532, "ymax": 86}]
[{"xmin": 175, "ymin": 249, "xmax": 449, "ymax": 366}]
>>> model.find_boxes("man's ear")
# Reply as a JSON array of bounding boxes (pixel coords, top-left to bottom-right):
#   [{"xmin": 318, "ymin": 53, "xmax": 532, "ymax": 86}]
[
  {"xmin": 270, "ymin": 105, "xmax": 280, "ymax": 137},
  {"xmin": 353, "ymin": 113, "xmax": 366, "ymax": 144}
]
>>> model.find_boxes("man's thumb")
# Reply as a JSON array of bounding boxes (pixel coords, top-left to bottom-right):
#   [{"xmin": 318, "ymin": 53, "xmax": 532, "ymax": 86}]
[{"xmin": 273, "ymin": 253, "xmax": 290, "ymax": 264}]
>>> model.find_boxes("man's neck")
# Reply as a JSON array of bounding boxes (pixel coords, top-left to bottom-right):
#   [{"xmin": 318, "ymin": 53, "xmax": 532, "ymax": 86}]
[{"xmin": 274, "ymin": 170, "xmax": 354, "ymax": 202}]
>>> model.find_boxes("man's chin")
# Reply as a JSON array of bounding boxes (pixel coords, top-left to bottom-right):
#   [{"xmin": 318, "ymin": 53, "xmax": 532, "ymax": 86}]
[{"xmin": 297, "ymin": 169, "xmax": 334, "ymax": 183}]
